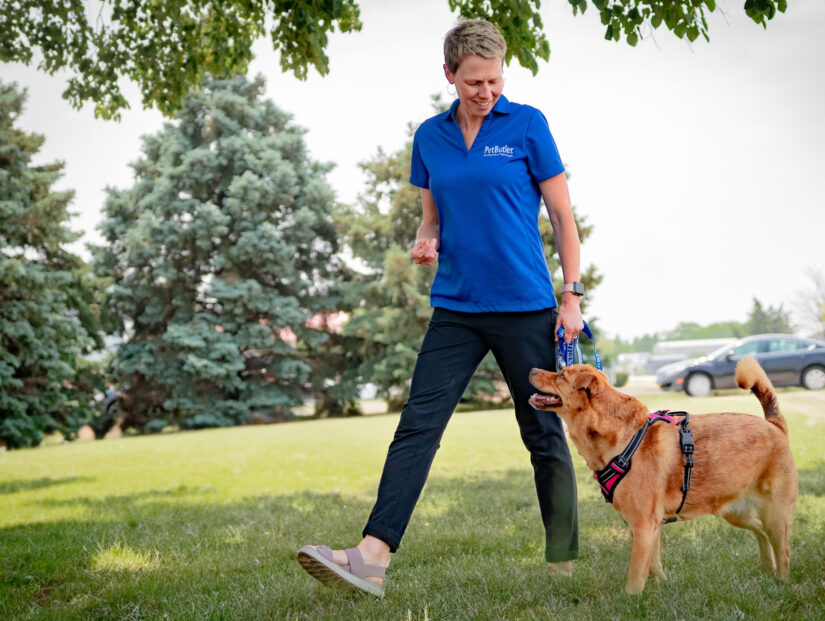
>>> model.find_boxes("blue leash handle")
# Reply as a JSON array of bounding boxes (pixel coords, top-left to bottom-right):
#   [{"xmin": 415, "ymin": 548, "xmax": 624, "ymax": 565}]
[{"xmin": 556, "ymin": 320, "xmax": 603, "ymax": 371}]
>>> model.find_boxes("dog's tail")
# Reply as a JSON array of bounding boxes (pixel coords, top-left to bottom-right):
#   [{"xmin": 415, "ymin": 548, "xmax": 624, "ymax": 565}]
[{"xmin": 735, "ymin": 356, "xmax": 787, "ymax": 434}]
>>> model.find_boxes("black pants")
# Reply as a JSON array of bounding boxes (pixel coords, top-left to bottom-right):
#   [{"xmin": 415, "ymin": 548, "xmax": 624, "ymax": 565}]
[{"xmin": 363, "ymin": 307, "xmax": 578, "ymax": 562}]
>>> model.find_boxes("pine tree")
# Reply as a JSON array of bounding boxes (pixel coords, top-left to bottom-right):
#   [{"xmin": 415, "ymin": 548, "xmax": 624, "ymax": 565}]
[
  {"xmin": 0, "ymin": 81, "xmax": 104, "ymax": 449},
  {"xmin": 92, "ymin": 74, "xmax": 350, "ymax": 431},
  {"xmin": 747, "ymin": 297, "xmax": 792, "ymax": 335}
]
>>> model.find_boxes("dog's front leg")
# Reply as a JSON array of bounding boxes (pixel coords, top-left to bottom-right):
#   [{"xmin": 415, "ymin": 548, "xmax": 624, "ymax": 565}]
[{"xmin": 626, "ymin": 521, "xmax": 658, "ymax": 594}]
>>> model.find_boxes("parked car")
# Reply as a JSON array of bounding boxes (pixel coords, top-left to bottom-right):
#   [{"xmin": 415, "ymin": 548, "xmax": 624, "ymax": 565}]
[{"xmin": 656, "ymin": 334, "xmax": 825, "ymax": 397}]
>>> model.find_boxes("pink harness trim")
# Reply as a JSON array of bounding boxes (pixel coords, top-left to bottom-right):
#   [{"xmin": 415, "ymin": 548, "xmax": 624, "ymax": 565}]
[{"xmin": 592, "ymin": 411, "xmax": 677, "ymax": 502}]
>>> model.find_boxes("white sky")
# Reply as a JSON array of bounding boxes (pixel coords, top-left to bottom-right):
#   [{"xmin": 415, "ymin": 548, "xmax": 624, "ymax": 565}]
[{"xmin": 4, "ymin": 0, "xmax": 824, "ymax": 340}]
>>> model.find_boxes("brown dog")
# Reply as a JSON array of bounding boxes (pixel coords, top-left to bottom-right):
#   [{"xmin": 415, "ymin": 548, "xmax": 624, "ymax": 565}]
[{"xmin": 528, "ymin": 357, "xmax": 797, "ymax": 594}]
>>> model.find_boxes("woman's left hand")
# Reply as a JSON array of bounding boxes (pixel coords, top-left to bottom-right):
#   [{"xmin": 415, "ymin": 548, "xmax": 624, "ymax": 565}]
[{"xmin": 555, "ymin": 294, "xmax": 583, "ymax": 343}]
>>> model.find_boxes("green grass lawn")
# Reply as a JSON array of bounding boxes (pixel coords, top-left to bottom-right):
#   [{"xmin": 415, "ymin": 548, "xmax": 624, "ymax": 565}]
[{"xmin": 2, "ymin": 387, "xmax": 824, "ymax": 620}]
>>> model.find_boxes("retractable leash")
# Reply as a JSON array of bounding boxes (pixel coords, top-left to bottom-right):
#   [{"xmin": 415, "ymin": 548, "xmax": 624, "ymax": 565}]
[{"xmin": 556, "ymin": 321, "xmax": 603, "ymax": 371}]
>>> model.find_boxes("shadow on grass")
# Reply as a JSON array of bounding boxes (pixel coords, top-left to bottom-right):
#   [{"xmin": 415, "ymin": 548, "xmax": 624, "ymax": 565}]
[
  {"xmin": 2, "ymin": 467, "xmax": 824, "ymax": 620},
  {"xmin": 0, "ymin": 476, "xmax": 95, "ymax": 495},
  {"xmin": 34, "ymin": 484, "xmax": 219, "ymax": 509},
  {"xmin": 0, "ymin": 486, "xmax": 382, "ymax": 620}
]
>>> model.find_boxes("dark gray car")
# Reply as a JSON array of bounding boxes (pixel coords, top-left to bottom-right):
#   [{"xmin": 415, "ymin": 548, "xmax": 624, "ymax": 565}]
[{"xmin": 656, "ymin": 334, "xmax": 825, "ymax": 397}]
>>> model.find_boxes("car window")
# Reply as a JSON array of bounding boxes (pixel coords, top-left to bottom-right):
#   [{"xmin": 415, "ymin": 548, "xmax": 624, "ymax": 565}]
[
  {"xmin": 732, "ymin": 341, "xmax": 762, "ymax": 356},
  {"xmin": 767, "ymin": 339, "xmax": 805, "ymax": 353}
]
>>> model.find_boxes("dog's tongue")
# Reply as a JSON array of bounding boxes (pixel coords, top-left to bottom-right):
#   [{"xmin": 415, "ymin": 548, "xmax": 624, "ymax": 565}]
[{"xmin": 530, "ymin": 393, "xmax": 562, "ymax": 408}]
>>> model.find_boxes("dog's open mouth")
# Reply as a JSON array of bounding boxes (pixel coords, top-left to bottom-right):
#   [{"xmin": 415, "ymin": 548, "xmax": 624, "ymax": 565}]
[{"xmin": 529, "ymin": 392, "xmax": 562, "ymax": 409}]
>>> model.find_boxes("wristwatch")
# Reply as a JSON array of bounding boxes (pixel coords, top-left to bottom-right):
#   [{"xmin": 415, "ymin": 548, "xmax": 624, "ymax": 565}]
[{"xmin": 561, "ymin": 282, "xmax": 585, "ymax": 296}]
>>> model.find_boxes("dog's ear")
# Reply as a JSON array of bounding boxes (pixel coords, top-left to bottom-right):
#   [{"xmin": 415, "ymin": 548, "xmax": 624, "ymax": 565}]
[{"xmin": 572, "ymin": 370, "xmax": 599, "ymax": 400}]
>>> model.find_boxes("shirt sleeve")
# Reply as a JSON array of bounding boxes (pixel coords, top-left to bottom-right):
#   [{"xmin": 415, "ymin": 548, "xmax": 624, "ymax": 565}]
[
  {"xmin": 409, "ymin": 127, "xmax": 430, "ymax": 189},
  {"xmin": 525, "ymin": 109, "xmax": 565, "ymax": 183}
]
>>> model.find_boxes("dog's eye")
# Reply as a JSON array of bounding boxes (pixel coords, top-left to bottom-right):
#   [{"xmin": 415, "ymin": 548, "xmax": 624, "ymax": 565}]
[{"xmin": 587, "ymin": 428, "xmax": 599, "ymax": 440}]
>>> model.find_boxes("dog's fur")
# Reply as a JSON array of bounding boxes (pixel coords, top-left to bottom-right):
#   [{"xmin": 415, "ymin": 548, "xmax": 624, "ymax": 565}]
[{"xmin": 528, "ymin": 357, "xmax": 797, "ymax": 594}]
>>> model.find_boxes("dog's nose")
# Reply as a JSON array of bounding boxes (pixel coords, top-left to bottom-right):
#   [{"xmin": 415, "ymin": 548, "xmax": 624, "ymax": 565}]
[{"xmin": 529, "ymin": 368, "xmax": 540, "ymax": 378}]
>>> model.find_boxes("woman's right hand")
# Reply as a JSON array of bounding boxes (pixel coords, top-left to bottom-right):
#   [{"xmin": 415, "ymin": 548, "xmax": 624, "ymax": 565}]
[{"xmin": 411, "ymin": 238, "xmax": 438, "ymax": 266}]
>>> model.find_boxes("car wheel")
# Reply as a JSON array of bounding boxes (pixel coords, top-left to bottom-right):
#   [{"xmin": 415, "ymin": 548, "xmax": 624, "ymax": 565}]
[
  {"xmin": 801, "ymin": 365, "xmax": 825, "ymax": 391},
  {"xmin": 685, "ymin": 372, "xmax": 712, "ymax": 397}
]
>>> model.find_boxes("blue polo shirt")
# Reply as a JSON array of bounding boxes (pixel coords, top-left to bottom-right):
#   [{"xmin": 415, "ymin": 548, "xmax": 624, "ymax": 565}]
[{"xmin": 410, "ymin": 95, "xmax": 565, "ymax": 312}]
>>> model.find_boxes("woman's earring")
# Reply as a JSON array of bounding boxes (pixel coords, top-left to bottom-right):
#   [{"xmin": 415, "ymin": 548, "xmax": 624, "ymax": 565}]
[{"xmin": 446, "ymin": 84, "xmax": 456, "ymax": 97}]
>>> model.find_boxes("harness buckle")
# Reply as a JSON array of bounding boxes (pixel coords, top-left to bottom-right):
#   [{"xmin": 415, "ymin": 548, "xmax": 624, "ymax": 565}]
[
  {"xmin": 679, "ymin": 426, "xmax": 694, "ymax": 454},
  {"xmin": 615, "ymin": 456, "xmax": 630, "ymax": 471}
]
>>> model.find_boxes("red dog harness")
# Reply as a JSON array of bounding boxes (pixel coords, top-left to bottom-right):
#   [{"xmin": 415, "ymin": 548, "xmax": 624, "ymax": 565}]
[{"xmin": 593, "ymin": 410, "xmax": 694, "ymax": 516}]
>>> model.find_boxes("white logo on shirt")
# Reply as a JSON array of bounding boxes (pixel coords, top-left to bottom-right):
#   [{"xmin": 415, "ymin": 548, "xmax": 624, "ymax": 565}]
[{"xmin": 483, "ymin": 144, "xmax": 515, "ymax": 157}]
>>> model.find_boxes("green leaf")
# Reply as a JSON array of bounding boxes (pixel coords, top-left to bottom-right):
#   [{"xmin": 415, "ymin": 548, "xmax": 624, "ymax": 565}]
[{"xmin": 687, "ymin": 25, "xmax": 700, "ymax": 42}]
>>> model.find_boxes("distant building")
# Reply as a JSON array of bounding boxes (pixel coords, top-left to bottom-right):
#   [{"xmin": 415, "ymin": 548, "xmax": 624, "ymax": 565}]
[
  {"xmin": 648, "ymin": 337, "xmax": 736, "ymax": 373},
  {"xmin": 616, "ymin": 352, "xmax": 650, "ymax": 375},
  {"xmin": 652, "ymin": 338, "xmax": 735, "ymax": 358}
]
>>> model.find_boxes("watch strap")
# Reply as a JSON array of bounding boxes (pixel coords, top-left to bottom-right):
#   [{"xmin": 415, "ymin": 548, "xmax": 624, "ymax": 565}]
[{"xmin": 562, "ymin": 282, "xmax": 585, "ymax": 296}]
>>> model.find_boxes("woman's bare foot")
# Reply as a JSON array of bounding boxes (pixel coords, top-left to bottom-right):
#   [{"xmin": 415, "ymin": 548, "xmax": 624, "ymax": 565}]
[
  {"xmin": 313, "ymin": 535, "xmax": 390, "ymax": 586},
  {"xmin": 547, "ymin": 560, "xmax": 573, "ymax": 576}
]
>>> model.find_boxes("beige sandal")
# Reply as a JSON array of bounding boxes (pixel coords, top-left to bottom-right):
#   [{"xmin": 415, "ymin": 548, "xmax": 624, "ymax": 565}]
[{"xmin": 297, "ymin": 545, "xmax": 385, "ymax": 597}]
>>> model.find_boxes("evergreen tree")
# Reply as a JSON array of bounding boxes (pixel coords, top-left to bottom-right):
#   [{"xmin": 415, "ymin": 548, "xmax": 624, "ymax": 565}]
[
  {"xmin": 335, "ymin": 127, "xmax": 436, "ymax": 410},
  {"xmin": 665, "ymin": 320, "xmax": 747, "ymax": 340},
  {"xmin": 93, "ymin": 74, "xmax": 350, "ymax": 431},
  {"xmin": 338, "ymin": 100, "xmax": 601, "ymax": 409},
  {"xmin": 746, "ymin": 297, "xmax": 792, "ymax": 335},
  {"xmin": 0, "ymin": 81, "xmax": 105, "ymax": 449}
]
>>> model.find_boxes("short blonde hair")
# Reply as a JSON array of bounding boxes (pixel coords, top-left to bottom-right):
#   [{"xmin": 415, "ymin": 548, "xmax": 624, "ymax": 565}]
[{"xmin": 443, "ymin": 18, "xmax": 507, "ymax": 73}]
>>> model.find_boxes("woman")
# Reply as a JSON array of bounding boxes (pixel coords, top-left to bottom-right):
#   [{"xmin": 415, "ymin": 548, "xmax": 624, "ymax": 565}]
[{"xmin": 298, "ymin": 18, "xmax": 584, "ymax": 597}]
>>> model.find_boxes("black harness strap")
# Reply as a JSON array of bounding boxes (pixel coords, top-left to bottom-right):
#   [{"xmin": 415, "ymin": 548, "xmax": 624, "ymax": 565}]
[
  {"xmin": 593, "ymin": 412, "xmax": 673, "ymax": 504},
  {"xmin": 674, "ymin": 411, "xmax": 694, "ymax": 515},
  {"xmin": 594, "ymin": 410, "xmax": 695, "ymax": 519}
]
